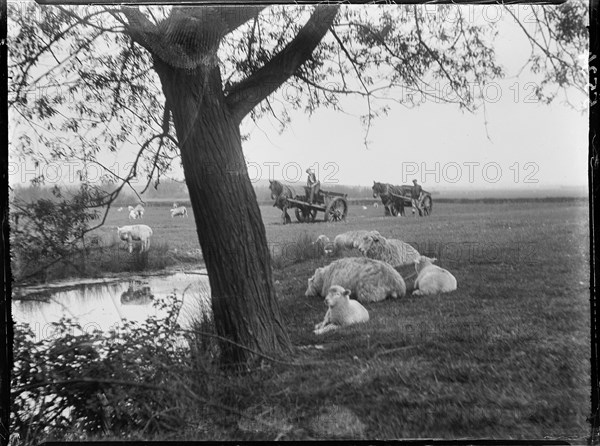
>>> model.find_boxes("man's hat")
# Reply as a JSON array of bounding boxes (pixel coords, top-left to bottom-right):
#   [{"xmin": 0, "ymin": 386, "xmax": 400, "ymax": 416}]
[
  {"xmin": 413, "ymin": 179, "xmax": 418, "ymax": 183},
  {"xmin": 306, "ymin": 168, "xmax": 313, "ymax": 173}
]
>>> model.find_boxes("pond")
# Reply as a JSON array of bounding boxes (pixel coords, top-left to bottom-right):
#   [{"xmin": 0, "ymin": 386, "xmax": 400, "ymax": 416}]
[{"xmin": 12, "ymin": 271, "xmax": 212, "ymax": 339}]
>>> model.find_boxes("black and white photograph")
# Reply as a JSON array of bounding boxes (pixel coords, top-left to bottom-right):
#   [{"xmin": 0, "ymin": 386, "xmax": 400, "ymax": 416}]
[{"xmin": 5, "ymin": 1, "xmax": 594, "ymax": 443}]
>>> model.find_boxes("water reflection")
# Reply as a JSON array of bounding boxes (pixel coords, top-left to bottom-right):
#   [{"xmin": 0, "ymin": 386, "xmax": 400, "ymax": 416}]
[
  {"xmin": 120, "ymin": 282, "xmax": 154, "ymax": 305},
  {"xmin": 13, "ymin": 273, "xmax": 211, "ymax": 339}
]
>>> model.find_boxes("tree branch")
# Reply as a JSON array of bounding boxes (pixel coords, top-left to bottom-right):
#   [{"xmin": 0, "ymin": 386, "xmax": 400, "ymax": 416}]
[
  {"xmin": 225, "ymin": 4, "xmax": 340, "ymax": 124},
  {"xmin": 330, "ymin": 26, "xmax": 373, "ymax": 148},
  {"xmin": 117, "ymin": 6, "xmax": 263, "ymax": 70},
  {"xmin": 184, "ymin": 6, "xmax": 265, "ymax": 36}
]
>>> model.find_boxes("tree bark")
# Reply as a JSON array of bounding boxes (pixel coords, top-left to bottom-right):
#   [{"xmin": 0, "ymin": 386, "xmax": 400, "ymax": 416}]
[
  {"xmin": 153, "ymin": 60, "xmax": 291, "ymax": 368},
  {"xmin": 125, "ymin": 4, "xmax": 339, "ymax": 369}
]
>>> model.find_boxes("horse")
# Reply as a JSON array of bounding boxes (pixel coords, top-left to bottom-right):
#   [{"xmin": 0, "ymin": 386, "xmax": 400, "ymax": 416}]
[
  {"xmin": 269, "ymin": 180, "xmax": 296, "ymax": 225},
  {"xmin": 372, "ymin": 181, "xmax": 432, "ymax": 217},
  {"xmin": 372, "ymin": 181, "xmax": 408, "ymax": 216}
]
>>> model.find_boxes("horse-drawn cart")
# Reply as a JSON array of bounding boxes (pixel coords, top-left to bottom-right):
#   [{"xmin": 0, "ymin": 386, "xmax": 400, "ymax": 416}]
[
  {"xmin": 288, "ymin": 187, "xmax": 348, "ymax": 223},
  {"xmin": 388, "ymin": 188, "xmax": 433, "ymax": 216},
  {"xmin": 269, "ymin": 180, "xmax": 348, "ymax": 224},
  {"xmin": 372, "ymin": 181, "xmax": 433, "ymax": 217}
]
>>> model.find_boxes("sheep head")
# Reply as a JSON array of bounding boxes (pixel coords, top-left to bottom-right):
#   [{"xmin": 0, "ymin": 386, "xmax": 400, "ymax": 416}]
[
  {"xmin": 415, "ymin": 255, "xmax": 436, "ymax": 273},
  {"xmin": 358, "ymin": 232, "xmax": 382, "ymax": 254},
  {"xmin": 325, "ymin": 285, "xmax": 350, "ymax": 307},
  {"xmin": 305, "ymin": 268, "xmax": 323, "ymax": 297}
]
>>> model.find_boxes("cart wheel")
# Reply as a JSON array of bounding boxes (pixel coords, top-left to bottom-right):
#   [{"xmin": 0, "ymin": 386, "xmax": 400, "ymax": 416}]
[
  {"xmin": 295, "ymin": 206, "xmax": 317, "ymax": 223},
  {"xmin": 325, "ymin": 197, "xmax": 348, "ymax": 222}
]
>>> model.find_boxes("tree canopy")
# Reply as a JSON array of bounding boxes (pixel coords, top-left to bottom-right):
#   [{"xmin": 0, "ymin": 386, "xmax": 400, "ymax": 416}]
[{"xmin": 9, "ymin": 3, "xmax": 586, "ymax": 189}]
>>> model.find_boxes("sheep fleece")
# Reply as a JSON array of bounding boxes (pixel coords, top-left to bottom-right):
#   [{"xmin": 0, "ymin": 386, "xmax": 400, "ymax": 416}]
[
  {"xmin": 413, "ymin": 258, "xmax": 457, "ymax": 296},
  {"xmin": 360, "ymin": 236, "xmax": 421, "ymax": 267},
  {"xmin": 118, "ymin": 224, "xmax": 153, "ymax": 251},
  {"xmin": 334, "ymin": 230, "xmax": 380, "ymax": 250},
  {"xmin": 305, "ymin": 257, "xmax": 406, "ymax": 303}
]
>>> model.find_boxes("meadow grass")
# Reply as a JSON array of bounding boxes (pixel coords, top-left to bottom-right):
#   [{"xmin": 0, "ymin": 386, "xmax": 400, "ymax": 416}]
[
  {"xmin": 232, "ymin": 200, "xmax": 590, "ymax": 440},
  {"xmin": 15, "ymin": 200, "xmax": 590, "ymax": 440}
]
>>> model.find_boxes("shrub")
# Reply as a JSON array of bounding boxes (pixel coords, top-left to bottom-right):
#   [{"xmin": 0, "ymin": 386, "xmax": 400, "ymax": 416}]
[
  {"xmin": 11, "ymin": 184, "xmax": 104, "ymax": 283},
  {"xmin": 10, "ymin": 294, "xmax": 218, "ymax": 444}
]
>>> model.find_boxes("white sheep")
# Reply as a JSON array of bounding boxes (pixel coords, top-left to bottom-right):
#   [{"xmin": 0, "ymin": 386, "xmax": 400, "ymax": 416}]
[
  {"xmin": 313, "ymin": 285, "xmax": 369, "ymax": 335},
  {"xmin": 358, "ymin": 232, "xmax": 420, "ymax": 268},
  {"xmin": 314, "ymin": 235, "xmax": 335, "ymax": 256},
  {"xmin": 305, "ymin": 256, "xmax": 406, "ymax": 303},
  {"xmin": 117, "ymin": 224, "xmax": 153, "ymax": 253},
  {"xmin": 117, "ymin": 207, "xmax": 123, "ymax": 212},
  {"xmin": 333, "ymin": 230, "xmax": 381, "ymax": 252},
  {"xmin": 170, "ymin": 206, "xmax": 188, "ymax": 218},
  {"xmin": 127, "ymin": 205, "xmax": 143, "ymax": 220},
  {"xmin": 413, "ymin": 256, "xmax": 457, "ymax": 296},
  {"xmin": 133, "ymin": 204, "xmax": 145, "ymax": 218}
]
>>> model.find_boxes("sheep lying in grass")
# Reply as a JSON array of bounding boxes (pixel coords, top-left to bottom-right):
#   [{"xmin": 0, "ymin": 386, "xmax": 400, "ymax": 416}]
[
  {"xmin": 334, "ymin": 230, "xmax": 381, "ymax": 252},
  {"xmin": 357, "ymin": 232, "xmax": 420, "ymax": 267},
  {"xmin": 305, "ymin": 257, "xmax": 406, "ymax": 303},
  {"xmin": 117, "ymin": 224, "xmax": 153, "ymax": 253},
  {"xmin": 313, "ymin": 285, "xmax": 369, "ymax": 335},
  {"xmin": 314, "ymin": 235, "xmax": 335, "ymax": 256},
  {"xmin": 413, "ymin": 256, "xmax": 457, "ymax": 296}
]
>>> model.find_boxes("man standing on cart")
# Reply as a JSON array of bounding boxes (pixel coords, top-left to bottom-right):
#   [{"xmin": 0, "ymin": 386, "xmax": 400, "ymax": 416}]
[{"xmin": 306, "ymin": 167, "xmax": 320, "ymax": 204}]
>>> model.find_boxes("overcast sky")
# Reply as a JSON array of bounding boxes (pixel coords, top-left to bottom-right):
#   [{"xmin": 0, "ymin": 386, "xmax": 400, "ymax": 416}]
[
  {"xmin": 239, "ymin": 7, "xmax": 587, "ymax": 192},
  {"xmin": 9, "ymin": 4, "xmax": 588, "ymax": 193}
]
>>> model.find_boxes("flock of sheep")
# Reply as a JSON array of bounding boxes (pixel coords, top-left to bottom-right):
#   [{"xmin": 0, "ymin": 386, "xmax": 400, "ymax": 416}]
[
  {"xmin": 111, "ymin": 203, "xmax": 456, "ymax": 336},
  {"xmin": 115, "ymin": 203, "xmax": 188, "ymax": 253},
  {"xmin": 308, "ymin": 230, "xmax": 457, "ymax": 335}
]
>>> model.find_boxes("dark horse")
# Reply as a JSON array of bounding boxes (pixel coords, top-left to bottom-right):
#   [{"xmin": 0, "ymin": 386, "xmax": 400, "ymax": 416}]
[
  {"xmin": 269, "ymin": 180, "xmax": 296, "ymax": 224},
  {"xmin": 372, "ymin": 181, "xmax": 409, "ymax": 216},
  {"xmin": 372, "ymin": 181, "xmax": 432, "ymax": 217}
]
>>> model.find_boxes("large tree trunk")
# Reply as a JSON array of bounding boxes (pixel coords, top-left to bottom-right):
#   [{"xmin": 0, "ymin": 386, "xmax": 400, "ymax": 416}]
[{"xmin": 154, "ymin": 60, "xmax": 291, "ymax": 368}]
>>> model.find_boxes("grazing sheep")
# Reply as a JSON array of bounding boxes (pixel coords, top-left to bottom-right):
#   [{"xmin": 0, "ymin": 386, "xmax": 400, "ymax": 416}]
[
  {"xmin": 127, "ymin": 205, "xmax": 143, "ymax": 220},
  {"xmin": 117, "ymin": 224, "xmax": 153, "ymax": 253},
  {"xmin": 117, "ymin": 207, "xmax": 123, "ymax": 212},
  {"xmin": 305, "ymin": 256, "xmax": 406, "ymax": 303},
  {"xmin": 313, "ymin": 285, "xmax": 369, "ymax": 335},
  {"xmin": 334, "ymin": 230, "xmax": 381, "ymax": 252},
  {"xmin": 133, "ymin": 204, "xmax": 145, "ymax": 218},
  {"xmin": 314, "ymin": 235, "xmax": 335, "ymax": 256},
  {"xmin": 413, "ymin": 256, "xmax": 457, "ymax": 296},
  {"xmin": 170, "ymin": 206, "xmax": 188, "ymax": 218},
  {"xmin": 358, "ymin": 232, "xmax": 420, "ymax": 267}
]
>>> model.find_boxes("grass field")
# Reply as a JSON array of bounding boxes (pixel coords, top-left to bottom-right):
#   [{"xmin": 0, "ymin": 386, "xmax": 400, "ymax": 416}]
[{"xmin": 83, "ymin": 200, "xmax": 592, "ymax": 440}]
